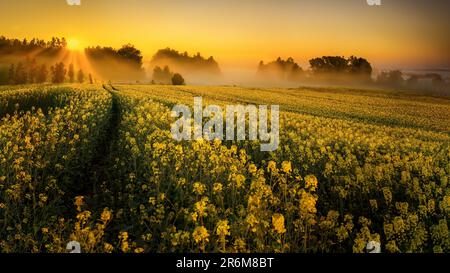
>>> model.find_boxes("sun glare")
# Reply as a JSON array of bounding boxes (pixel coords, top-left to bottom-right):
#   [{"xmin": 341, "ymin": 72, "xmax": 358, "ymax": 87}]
[{"xmin": 67, "ymin": 38, "xmax": 81, "ymax": 51}]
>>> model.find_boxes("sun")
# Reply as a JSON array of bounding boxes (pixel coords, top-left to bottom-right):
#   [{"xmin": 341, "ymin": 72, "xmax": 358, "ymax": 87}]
[{"xmin": 67, "ymin": 38, "xmax": 81, "ymax": 51}]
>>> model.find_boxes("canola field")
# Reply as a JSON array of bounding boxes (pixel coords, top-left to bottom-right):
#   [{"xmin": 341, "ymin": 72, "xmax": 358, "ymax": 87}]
[{"xmin": 0, "ymin": 84, "xmax": 449, "ymax": 253}]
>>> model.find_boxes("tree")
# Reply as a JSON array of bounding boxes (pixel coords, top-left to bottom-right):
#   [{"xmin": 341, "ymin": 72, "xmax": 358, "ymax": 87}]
[
  {"xmin": 117, "ymin": 44, "xmax": 143, "ymax": 67},
  {"xmin": 150, "ymin": 48, "xmax": 222, "ymax": 76},
  {"xmin": 51, "ymin": 62, "xmax": 66, "ymax": 83},
  {"xmin": 36, "ymin": 64, "xmax": 48, "ymax": 83},
  {"xmin": 309, "ymin": 56, "xmax": 348, "ymax": 74},
  {"xmin": 85, "ymin": 44, "xmax": 145, "ymax": 81},
  {"xmin": 152, "ymin": 66, "xmax": 163, "ymax": 81},
  {"xmin": 256, "ymin": 57, "xmax": 303, "ymax": 81},
  {"xmin": 77, "ymin": 69, "xmax": 85, "ymax": 83},
  {"xmin": 89, "ymin": 73, "xmax": 94, "ymax": 84},
  {"xmin": 14, "ymin": 62, "xmax": 27, "ymax": 84},
  {"xmin": 8, "ymin": 64, "xmax": 15, "ymax": 84},
  {"xmin": 152, "ymin": 65, "xmax": 172, "ymax": 83},
  {"xmin": 163, "ymin": 66, "xmax": 171, "ymax": 78},
  {"xmin": 347, "ymin": 56, "xmax": 372, "ymax": 76},
  {"xmin": 26, "ymin": 58, "xmax": 38, "ymax": 83},
  {"xmin": 172, "ymin": 73, "xmax": 185, "ymax": 85},
  {"xmin": 68, "ymin": 63, "xmax": 75, "ymax": 83},
  {"xmin": 377, "ymin": 70, "xmax": 404, "ymax": 86}
]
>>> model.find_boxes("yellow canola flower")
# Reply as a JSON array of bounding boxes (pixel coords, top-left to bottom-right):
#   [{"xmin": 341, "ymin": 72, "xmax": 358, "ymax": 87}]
[
  {"xmin": 213, "ymin": 183, "xmax": 223, "ymax": 194},
  {"xmin": 192, "ymin": 226, "xmax": 210, "ymax": 244},
  {"xmin": 216, "ymin": 220, "xmax": 231, "ymax": 237},
  {"xmin": 267, "ymin": 161, "xmax": 277, "ymax": 173},
  {"xmin": 272, "ymin": 213, "xmax": 287, "ymax": 234},
  {"xmin": 74, "ymin": 196, "xmax": 84, "ymax": 212},
  {"xmin": 193, "ymin": 182, "xmax": 206, "ymax": 195},
  {"xmin": 281, "ymin": 161, "xmax": 292, "ymax": 173},
  {"xmin": 304, "ymin": 175, "xmax": 318, "ymax": 191},
  {"xmin": 101, "ymin": 208, "xmax": 112, "ymax": 223}
]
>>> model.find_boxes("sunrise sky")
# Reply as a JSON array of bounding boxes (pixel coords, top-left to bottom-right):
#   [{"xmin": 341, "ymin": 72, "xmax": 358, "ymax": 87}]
[{"xmin": 0, "ymin": 0, "xmax": 449, "ymax": 71}]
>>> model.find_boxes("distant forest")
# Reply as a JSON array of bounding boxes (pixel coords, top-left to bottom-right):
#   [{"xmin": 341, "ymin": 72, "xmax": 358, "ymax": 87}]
[
  {"xmin": 0, "ymin": 36, "xmax": 145, "ymax": 84},
  {"xmin": 0, "ymin": 36, "xmax": 67, "ymax": 57},
  {"xmin": 257, "ymin": 56, "xmax": 448, "ymax": 93}
]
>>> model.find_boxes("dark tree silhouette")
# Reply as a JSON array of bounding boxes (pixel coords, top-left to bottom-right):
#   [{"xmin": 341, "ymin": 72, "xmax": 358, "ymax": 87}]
[
  {"xmin": 84, "ymin": 44, "xmax": 145, "ymax": 81},
  {"xmin": 172, "ymin": 73, "xmax": 185, "ymax": 85},
  {"xmin": 150, "ymin": 48, "xmax": 221, "ymax": 76},
  {"xmin": 152, "ymin": 65, "xmax": 173, "ymax": 83},
  {"xmin": 51, "ymin": 62, "xmax": 66, "ymax": 83},
  {"xmin": 36, "ymin": 64, "xmax": 48, "ymax": 83},
  {"xmin": 14, "ymin": 62, "xmax": 27, "ymax": 84},
  {"xmin": 347, "ymin": 56, "xmax": 372, "ymax": 76},
  {"xmin": 117, "ymin": 44, "xmax": 143, "ymax": 68},
  {"xmin": 26, "ymin": 58, "xmax": 38, "ymax": 83},
  {"xmin": 8, "ymin": 64, "xmax": 15, "ymax": 84},
  {"xmin": 89, "ymin": 73, "xmax": 94, "ymax": 84},
  {"xmin": 68, "ymin": 63, "xmax": 75, "ymax": 83},
  {"xmin": 0, "ymin": 36, "xmax": 68, "ymax": 59},
  {"xmin": 309, "ymin": 56, "xmax": 348, "ymax": 74},
  {"xmin": 257, "ymin": 57, "xmax": 303, "ymax": 81},
  {"xmin": 85, "ymin": 44, "xmax": 143, "ymax": 67},
  {"xmin": 77, "ymin": 69, "xmax": 85, "ymax": 83},
  {"xmin": 163, "ymin": 66, "xmax": 171, "ymax": 78}
]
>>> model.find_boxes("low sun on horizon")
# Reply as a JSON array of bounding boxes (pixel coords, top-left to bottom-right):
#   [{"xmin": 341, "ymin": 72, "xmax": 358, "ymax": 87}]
[{"xmin": 67, "ymin": 38, "xmax": 81, "ymax": 51}]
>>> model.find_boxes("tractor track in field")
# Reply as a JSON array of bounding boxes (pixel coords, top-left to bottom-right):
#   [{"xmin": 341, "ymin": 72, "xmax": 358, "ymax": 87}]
[{"xmin": 68, "ymin": 84, "xmax": 122, "ymax": 210}]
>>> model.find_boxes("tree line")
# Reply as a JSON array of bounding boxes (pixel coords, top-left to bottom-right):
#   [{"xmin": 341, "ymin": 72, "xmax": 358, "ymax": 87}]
[
  {"xmin": 257, "ymin": 56, "xmax": 448, "ymax": 92},
  {"xmin": 257, "ymin": 56, "xmax": 373, "ymax": 81},
  {"xmin": 0, "ymin": 36, "xmax": 146, "ymax": 83},
  {"xmin": 0, "ymin": 36, "xmax": 68, "ymax": 58},
  {"xmin": 6, "ymin": 59, "xmax": 93, "ymax": 85}
]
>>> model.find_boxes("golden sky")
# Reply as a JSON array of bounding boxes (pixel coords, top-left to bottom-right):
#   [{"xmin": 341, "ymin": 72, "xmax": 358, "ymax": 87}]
[{"xmin": 0, "ymin": 0, "xmax": 449, "ymax": 70}]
